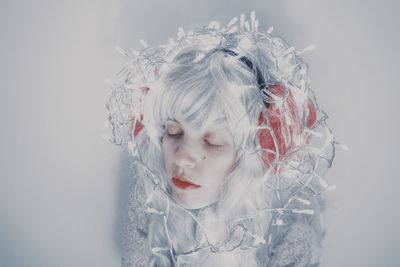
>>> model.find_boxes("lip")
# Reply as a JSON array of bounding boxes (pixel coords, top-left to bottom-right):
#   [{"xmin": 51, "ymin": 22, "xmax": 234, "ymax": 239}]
[{"xmin": 172, "ymin": 175, "xmax": 201, "ymax": 190}]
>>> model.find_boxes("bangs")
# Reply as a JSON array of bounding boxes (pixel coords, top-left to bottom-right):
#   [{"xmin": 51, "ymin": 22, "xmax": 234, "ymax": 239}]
[{"xmin": 159, "ymin": 61, "xmax": 228, "ymax": 132}]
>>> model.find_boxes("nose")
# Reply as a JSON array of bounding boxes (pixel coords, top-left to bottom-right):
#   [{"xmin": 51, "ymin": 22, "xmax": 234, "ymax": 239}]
[{"xmin": 174, "ymin": 138, "xmax": 199, "ymax": 169}]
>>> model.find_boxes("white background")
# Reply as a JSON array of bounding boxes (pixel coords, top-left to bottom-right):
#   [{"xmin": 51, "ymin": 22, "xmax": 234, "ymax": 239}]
[{"xmin": 1, "ymin": 0, "xmax": 399, "ymax": 266}]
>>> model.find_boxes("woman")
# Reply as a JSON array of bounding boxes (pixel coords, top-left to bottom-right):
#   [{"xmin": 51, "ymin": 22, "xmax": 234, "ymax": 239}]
[{"xmin": 107, "ymin": 13, "xmax": 335, "ymax": 266}]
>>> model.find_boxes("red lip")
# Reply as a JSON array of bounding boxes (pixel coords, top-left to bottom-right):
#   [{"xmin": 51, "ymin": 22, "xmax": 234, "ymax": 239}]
[{"xmin": 172, "ymin": 175, "xmax": 201, "ymax": 190}]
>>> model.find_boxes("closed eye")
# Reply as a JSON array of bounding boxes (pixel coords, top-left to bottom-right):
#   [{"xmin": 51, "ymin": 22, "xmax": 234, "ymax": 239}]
[
  {"xmin": 204, "ymin": 139, "xmax": 222, "ymax": 147},
  {"xmin": 167, "ymin": 132, "xmax": 183, "ymax": 137}
]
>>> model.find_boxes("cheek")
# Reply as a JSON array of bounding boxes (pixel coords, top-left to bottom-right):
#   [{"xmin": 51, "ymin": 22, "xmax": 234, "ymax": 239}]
[
  {"xmin": 205, "ymin": 150, "xmax": 236, "ymax": 182},
  {"xmin": 220, "ymin": 149, "xmax": 237, "ymax": 174},
  {"xmin": 162, "ymin": 138, "xmax": 175, "ymax": 170}
]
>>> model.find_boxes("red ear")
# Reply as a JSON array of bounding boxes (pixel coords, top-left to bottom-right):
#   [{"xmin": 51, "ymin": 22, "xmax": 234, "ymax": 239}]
[
  {"xmin": 133, "ymin": 114, "xmax": 144, "ymax": 137},
  {"xmin": 257, "ymin": 84, "xmax": 316, "ymax": 168},
  {"xmin": 257, "ymin": 104, "xmax": 289, "ymax": 168},
  {"xmin": 131, "ymin": 87, "xmax": 149, "ymax": 137}
]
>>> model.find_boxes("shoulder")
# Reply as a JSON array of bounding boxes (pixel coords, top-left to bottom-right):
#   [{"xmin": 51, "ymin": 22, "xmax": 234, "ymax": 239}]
[{"xmin": 122, "ymin": 177, "xmax": 151, "ymax": 267}]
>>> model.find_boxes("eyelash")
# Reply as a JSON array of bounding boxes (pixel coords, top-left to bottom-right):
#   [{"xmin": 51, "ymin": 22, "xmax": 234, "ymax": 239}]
[
  {"xmin": 204, "ymin": 139, "xmax": 222, "ymax": 148},
  {"xmin": 167, "ymin": 132, "xmax": 182, "ymax": 137}
]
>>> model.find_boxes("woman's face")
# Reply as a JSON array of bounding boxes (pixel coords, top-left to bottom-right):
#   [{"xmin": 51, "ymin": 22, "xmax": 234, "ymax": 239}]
[{"xmin": 162, "ymin": 119, "xmax": 237, "ymax": 209}]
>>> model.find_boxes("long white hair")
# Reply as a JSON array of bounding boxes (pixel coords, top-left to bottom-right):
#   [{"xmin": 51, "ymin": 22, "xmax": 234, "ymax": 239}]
[{"xmin": 107, "ymin": 13, "xmax": 336, "ymax": 267}]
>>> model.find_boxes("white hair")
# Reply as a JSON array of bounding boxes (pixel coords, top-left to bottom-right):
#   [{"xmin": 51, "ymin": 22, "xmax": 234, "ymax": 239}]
[{"xmin": 107, "ymin": 13, "xmax": 336, "ymax": 266}]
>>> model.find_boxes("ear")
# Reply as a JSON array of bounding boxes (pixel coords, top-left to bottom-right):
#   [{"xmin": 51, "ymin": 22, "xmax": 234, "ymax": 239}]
[
  {"xmin": 132, "ymin": 114, "xmax": 144, "ymax": 137},
  {"xmin": 131, "ymin": 87, "xmax": 149, "ymax": 137}
]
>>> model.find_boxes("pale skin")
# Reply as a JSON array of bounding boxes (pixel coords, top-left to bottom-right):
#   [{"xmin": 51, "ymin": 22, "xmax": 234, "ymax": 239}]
[{"xmin": 162, "ymin": 119, "xmax": 237, "ymax": 209}]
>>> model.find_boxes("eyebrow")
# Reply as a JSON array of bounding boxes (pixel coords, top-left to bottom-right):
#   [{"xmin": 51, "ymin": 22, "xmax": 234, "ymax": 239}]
[
  {"xmin": 166, "ymin": 118, "xmax": 181, "ymax": 126},
  {"xmin": 166, "ymin": 118, "xmax": 231, "ymax": 137},
  {"xmin": 204, "ymin": 129, "xmax": 231, "ymax": 139},
  {"xmin": 203, "ymin": 120, "xmax": 229, "ymax": 133}
]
